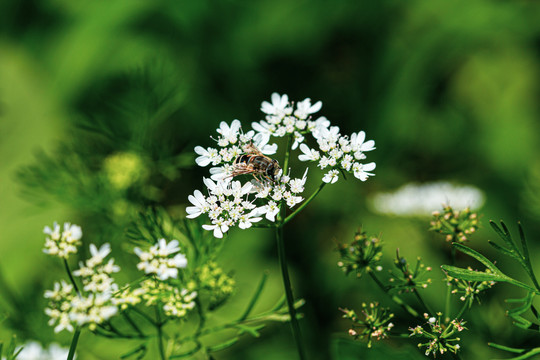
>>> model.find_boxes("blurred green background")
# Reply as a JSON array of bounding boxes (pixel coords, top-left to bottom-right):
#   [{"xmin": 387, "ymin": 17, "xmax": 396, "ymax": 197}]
[{"xmin": 1, "ymin": 0, "xmax": 540, "ymax": 359}]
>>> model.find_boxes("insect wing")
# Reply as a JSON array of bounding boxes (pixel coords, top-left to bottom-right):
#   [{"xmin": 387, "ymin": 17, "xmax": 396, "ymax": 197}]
[
  {"xmin": 243, "ymin": 142, "xmax": 264, "ymax": 156},
  {"xmin": 231, "ymin": 162, "xmax": 257, "ymax": 177}
]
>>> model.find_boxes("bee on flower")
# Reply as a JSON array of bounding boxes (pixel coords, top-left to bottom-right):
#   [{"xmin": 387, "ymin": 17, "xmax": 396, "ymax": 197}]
[{"xmin": 188, "ymin": 93, "xmax": 376, "ymax": 238}]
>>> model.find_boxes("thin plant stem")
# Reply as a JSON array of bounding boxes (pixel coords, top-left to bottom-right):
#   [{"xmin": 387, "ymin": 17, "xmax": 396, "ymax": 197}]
[
  {"xmin": 155, "ymin": 306, "xmax": 166, "ymax": 360},
  {"xmin": 283, "ymin": 182, "xmax": 326, "ymax": 225},
  {"xmin": 63, "ymin": 259, "xmax": 81, "ymax": 296},
  {"xmin": 368, "ymin": 271, "xmax": 419, "ymax": 318},
  {"xmin": 413, "ymin": 289, "xmax": 433, "ymax": 316},
  {"xmin": 67, "ymin": 328, "xmax": 81, "ymax": 360},
  {"xmin": 274, "ymin": 134, "xmax": 306, "ymax": 359},
  {"xmin": 282, "ymin": 135, "xmax": 293, "ymax": 173},
  {"xmin": 275, "ymin": 225, "xmax": 306, "ymax": 360},
  {"xmin": 445, "ymin": 245, "xmax": 457, "ymax": 319}
]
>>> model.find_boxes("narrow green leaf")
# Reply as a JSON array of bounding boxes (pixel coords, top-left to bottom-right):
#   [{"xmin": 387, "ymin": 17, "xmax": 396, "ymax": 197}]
[
  {"xmin": 518, "ymin": 222, "xmax": 540, "ymax": 291},
  {"xmin": 490, "ymin": 220, "xmax": 520, "ymax": 255},
  {"xmin": 505, "ymin": 292, "xmax": 535, "ymax": 317},
  {"xmin": 487, "ymin": 240, "xmax": 517, "ymax": 260},
  {"xmin": 488, "ymin": 342, "xmax": 525, "ymax": 353},
  {"xmin": 269, "ymin": 295, "xmax": 287, "ymax": 312},
  {"xmin": 452, "ymin": 243, "xmax": 502, "ymax": 273},
  {"xmin": 207, "ymin": 337, "xmax": 240, "ymax": 352},
  {"xmin": 234, "ymin": 324, "xmax": 265, "ymax": 337},
  {"xmin": 120, "ymin": 344, "xmax": 147, "ymax": 359},
  {"xmin": 441, "ymin": 265, "xmax": 507, "ymax": 282}
]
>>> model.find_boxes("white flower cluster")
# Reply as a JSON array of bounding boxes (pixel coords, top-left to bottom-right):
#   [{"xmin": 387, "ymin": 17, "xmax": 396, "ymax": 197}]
[
  {"xmin": 370, "ymin": 181, "xmax": 485, "ymax": 217},
  {"xmin": 187, "ymin": 171, "xmax": 307, "ymax": 238},
  {"xmin": 188, "ymin": 92, "xmax": 375, "ymax": 237},
  {"xmin": 251, "ymin": 92, "xmax": 376, "ymax": 184},
  {"xmin": 125, "ymin": 239, "xmax": 197, "ymax": 319},
  {"xmin": 73, "ymin": 243, "xmax": 120, "ymax": 293},
  {"xmin": 194, "ymin": 119, "xmax": 277, "ymax": 181},
  {"xmin": 298, "ymin": 127, "xmax": 376, "ymax": 184},
  {"xmin": 44, "ymin": 243, "xmax": 120, "ymax": 333},
  {"xmin": 43, "ymin": 224, "xmax": 199, "ymax": 331},
  {"xmin": 16, "ymin": 340, "xmax": 72, "ymax": 360},
  {"xmin": 134, "ymin": 239, "xmax": 188, "ymax": 281},
  {"xmin": 252, "ymin": 93, "xmax": 326, "ymax": 150},
  {"xmin": 43, "ymin": 222, "xmax": 82, "ymax": 259}
]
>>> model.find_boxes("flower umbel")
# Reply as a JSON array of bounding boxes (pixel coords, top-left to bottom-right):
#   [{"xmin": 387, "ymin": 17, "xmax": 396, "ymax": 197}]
[
  {"xmin": 388, "ymin": 251, "xmax": 433, "ymax": 293},
  {"xmin": 44, "ymin": 243, "xmax": 120, "ymax": 333},
  {"xmin": 337, "ymin": 228, "xmax": 383, "ymax": 277},
  {"xmin": 43, "ymin": 222, "xmax": 82, "ymax": 259},
  {"xmin": 409, "ymin": 313, "xmax": 466, "ymax": 357},
  {"xmin": 341, "ymin": 303, "xmax": 394, "ymax": 348},
  {"xmin": 430, "ymin": 205, "xmax": 480, "ymax": 243},
  {"xmin": 134, "ymin": 239, "xmax": 188, "ymax": 280}
]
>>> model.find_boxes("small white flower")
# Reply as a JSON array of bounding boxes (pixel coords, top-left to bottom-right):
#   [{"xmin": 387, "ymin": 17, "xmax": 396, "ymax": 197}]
[
  {"xmin": 352, "ymin": 162, "xmax": 376, "ymax": 181},
  {"xmin": 209, "ymin": 164, "xmax": 233, "ymax": 181},
  {"xmin": 322, "ymin": 169, "xmax": 340, "ymax": 184},
  {"xmin": 216, "ymin": 119, "xmax": 241, "ymax": 145},
  {"xmin": 194, "ymin": 146, "xmax": 220, "ymax": 167},
  {"xmin": 291, "ymin": 131, "xmax": 305, "ymax": 150},
  {"xmin": 202, "ymin": 222, "xmax": 230, "ymax": 238},
  {"xmin": 134, "ymin": 239, "xmax": 187, "ymax": 280},
  {"xmin": 350, "ymin": 131, "xmax": 375, "ymax": 152},
  {"xmin": 238, "ymin": 211, "xmax": 263, "ymax": 229},
  {"xmin": 186, "ymin": 190, "xmax": 208, "ymax": 219},
  {"xmin": 294, "ymin": 98, "xmax": 322, "ymax": 119},
  {"xmin": 260, "ymin": 201, "xmax": 280, "ymax": 221},
  {"xmin": 87, "ymin": 243, "xmax": 111, "ymax": 266},
  {"xmin": 261, "ymin": 93, "xmax": 291, "ymax": 115}
]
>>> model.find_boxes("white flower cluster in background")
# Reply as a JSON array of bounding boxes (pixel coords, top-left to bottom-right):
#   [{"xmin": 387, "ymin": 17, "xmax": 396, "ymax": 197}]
[
  {"xmin": 43, "ymin": 223, "xmax": 197, "ymax": 332},
  {"xmin": 370, "ymin": 181, "xmax": 485, "ymax": 217},
  {"xmin": 43, "ymin": 222, "xmax": 82, "ymax": 259},
  {"xmin": 16, "ymin": 341, "xmax": 73, "ymax": 360},
  {"xmin": 134, "ymin": 238, "xmax": 188, "ymax": 280},
  {"xmin": 187, "ymin": 171, "xmax": 307, "ymax": 238},
  {"xmin": 45, "ymin": 243, "xmax": 120, "ymax": 333}
]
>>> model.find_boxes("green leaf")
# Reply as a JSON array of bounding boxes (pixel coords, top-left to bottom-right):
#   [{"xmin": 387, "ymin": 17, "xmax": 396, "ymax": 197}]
[
  {"xmin": 207, "ymin": 337, "xmax": 240, "ymax": 352},
  {"xmin": 487, "ymin": 240, "xmax": 517, "ymax": 260},
  {"xmin": 488, "ymin": 342, "xmax": 525, "ymax": 354},
  {"xmin": 506, "ymin": 292, "xmax": 535, "ymax": 317},
  {"xmin": 234, "ymin": 324, "xmax": 265, "ymax": 337},
  {"xmin": 490, "ymin": 220, "xmax": 521, "ymax": 256},
  {"xmin": 452, "ymin": 243, "xmax": 502, "ymax": 273},
  {"xmin": 441, "ymin": 265, "xmax": 507, "ymax": 282}
]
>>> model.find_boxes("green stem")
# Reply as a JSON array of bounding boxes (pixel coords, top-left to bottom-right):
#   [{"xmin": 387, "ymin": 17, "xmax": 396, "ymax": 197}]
[
  {"xmin": 67, "ymin": 328, "xmax": 81, "ymax": 360},
  {"xmin": 283, "ymin": 182, "xmax": 326, "ymax": 225},
  {"xmin": 63, "ymin": 259, "xmax": 81, "ymax": 296},
  {"xmin": 282, "ymin": 134, "xmax": 293, "ymax": 173},
  {"xmin": 155, "ymin": 306, "xmax": 166, "ymax": 360},
  {"xmin": 368, "ymin": 271, "xmax": 419, "ymax": 318},
  {"xmin": 453, "ymin": 301, "xmax": 469, "ymax": 321},
  {"xmin": 413, "ymin": 289, "xmax": 433, "ymax": 316},
  {"xmin": 239, "ymin": 272, "xmax": 268, "ymax": 321},
  {"xmin": 445, "ymin": 247, "xmax": 456, "ymax": 320},
  {"xmin": 275, "ymin": 225, "xmax": 306, "ymax": 360}
]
